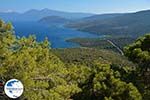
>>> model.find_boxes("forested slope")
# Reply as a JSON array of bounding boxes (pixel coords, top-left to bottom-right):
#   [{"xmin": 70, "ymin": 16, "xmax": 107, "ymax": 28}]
[
  {"xmin": 68, "ymin": 10, "xmax": 150, "ymax": 37},
  {"xmin": 0, "ymin": 19, "xmax": 147, "ymax": 100}
]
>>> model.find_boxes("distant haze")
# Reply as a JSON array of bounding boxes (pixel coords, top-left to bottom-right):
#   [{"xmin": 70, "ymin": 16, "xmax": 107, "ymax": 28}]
[
  {"xmin": 0, "ymin": 8, "xmax": 94, "ymax": 21},
  {"xmin": 0, "ymin": 0, "xmax": 150, "ymax": 14}
]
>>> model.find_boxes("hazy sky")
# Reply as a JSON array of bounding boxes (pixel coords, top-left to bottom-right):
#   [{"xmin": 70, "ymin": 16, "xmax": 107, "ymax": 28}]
[{"xmin": 0, "ymin": 0, "xmax": 150, "ymax": 14}]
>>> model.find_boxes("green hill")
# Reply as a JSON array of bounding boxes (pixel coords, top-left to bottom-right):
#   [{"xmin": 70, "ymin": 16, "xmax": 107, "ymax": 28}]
[
  {"xmin": 67, "ymin": 10, "xmax": 150, "ymax": 37},
  {"xmin": 67, "ymin": 37, "xmax": 135, "ymax": 54},
  {"xmin": 53, "ymin": 48, "xmax": 136, "ymax": 67}
]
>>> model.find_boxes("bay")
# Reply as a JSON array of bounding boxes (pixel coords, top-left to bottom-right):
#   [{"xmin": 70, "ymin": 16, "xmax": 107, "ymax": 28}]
[{"xmin": 13, "ymin": 21, "xmax": 99, "ymax": 48}]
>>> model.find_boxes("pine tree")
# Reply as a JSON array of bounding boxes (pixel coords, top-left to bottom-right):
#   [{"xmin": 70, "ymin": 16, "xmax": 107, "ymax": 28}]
[
  {"xmin": 124, "ymin": 34, "xmax": 150, "ymax": 99},
  {"xmin": 0, "ymin": 19, "xmax": 143, "ymax": 100}
]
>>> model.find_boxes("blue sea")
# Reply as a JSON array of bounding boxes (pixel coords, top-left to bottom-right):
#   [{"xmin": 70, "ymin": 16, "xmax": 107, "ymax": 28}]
[{"xmin": 13, "ymin": 21, "xmax": 99, "ymax": 48}]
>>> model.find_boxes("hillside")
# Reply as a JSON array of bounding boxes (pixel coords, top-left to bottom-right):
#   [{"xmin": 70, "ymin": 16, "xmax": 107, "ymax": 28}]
[
  {"xmin": 67, "ymin": 10, "xmax": 150, "ymax": 37},
  {"xmin": 67, "ymin": 13, "xmax": 124, "ymax": 28},
  {"xmin": 67, "ymin": 37, "xmax": 135, "ymax": 54},
  {"xmin": 39, "ymin": 16, "xmax": 71, "ymax": 25},
  {"xmin": 0, "ymin": 19, "xmax": 144, "ymax": 100},
  {"xmin": 53, "ymin": 48, "xmax": 136, "ymax": 67}
]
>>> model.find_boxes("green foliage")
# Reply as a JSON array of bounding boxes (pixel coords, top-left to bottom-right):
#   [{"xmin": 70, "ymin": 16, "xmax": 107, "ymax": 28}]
[
  {"xmin": 67, "ymin": 38, "xmax": 116, "ymax": 51},
  {"xmin": 124, "ymin": 34, "xmax": 150, "ymax": 99},
  {"xmin": 67, "ymin": 37, "xmax": 135, "ymax": 54},
  {"xmin": 4, "ymin": 22, "xmax": 13, "ymax": 31},
  {"xmin": 4, "ymin": 38, "xmax": 81, "ymax": 99},
  {"xmin": 0, "ymin": 20, "xmax": 81, "ymax": 100},
  {"xmin": 124, "ymin": 34, "xmax": 150, "ymax": 71},
  {"xmin": 0, "ymin": 21, "xmax": 15, "ymax": 79},
  {"xmin": 0, "ymin": 19, "xmax": 4, "ymax": 27},
  {"xmin": 72, "ymin": 63, "xmax": 142, "ymax": 100},
  {"xmin": 0, "ymin": 19, "xmax": 143, "ymax": 100},
  {"xmin": 53, "ymin": 48, "xmax": 136, "ymax": 68}
]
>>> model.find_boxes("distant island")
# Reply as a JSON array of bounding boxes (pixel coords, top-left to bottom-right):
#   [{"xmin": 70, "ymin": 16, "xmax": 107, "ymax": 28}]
[{"xmin": 39, "ymin": 16, "xmax": 72, "ymax": 25}]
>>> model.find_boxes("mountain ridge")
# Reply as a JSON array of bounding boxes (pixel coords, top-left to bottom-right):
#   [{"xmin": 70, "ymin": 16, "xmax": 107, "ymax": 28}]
[
  {"xmin": 0, "ymin": 8, "xmax": 95, "ymax": 21},
  {"xmin": 67, "ymin": 9, "xmax": 150, "ymax": 37}
]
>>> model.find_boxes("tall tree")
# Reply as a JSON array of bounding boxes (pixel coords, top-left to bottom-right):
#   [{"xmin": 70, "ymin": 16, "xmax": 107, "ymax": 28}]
[{"xmin": 124, "ymin": 34, "xmax": 150, "ymax": 100}]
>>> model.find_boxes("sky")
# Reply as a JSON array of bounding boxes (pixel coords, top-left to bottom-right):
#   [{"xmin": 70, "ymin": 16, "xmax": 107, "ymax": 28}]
[{"xmin": 0, "ymin": 0, "xmax": 150, "ymax": 14}]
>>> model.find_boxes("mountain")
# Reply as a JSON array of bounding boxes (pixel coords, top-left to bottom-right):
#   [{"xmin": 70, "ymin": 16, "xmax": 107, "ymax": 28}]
[
  {"xmin": 39, "ymin": 16, "xmax": 71, "ymax": 25},
  {"xmin": 66, "ymin": 13, "xmax": 124, "ymax": 30},
  {"xmin": 67, "ymin": 10, "xmax": 150, "ymax": 37},
  {"xmin": 0, "ymin": 8, "xmax": 94, "ymax": 22},
  {"xmin": 70, "ymin": 13, "xmax": 124, "ymax": 24}
]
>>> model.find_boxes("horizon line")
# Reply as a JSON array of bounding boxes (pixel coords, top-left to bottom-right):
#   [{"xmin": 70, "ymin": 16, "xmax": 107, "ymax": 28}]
[{"xmin": 0, "ymin": 8, "xmax": 150, "ymax": 15}]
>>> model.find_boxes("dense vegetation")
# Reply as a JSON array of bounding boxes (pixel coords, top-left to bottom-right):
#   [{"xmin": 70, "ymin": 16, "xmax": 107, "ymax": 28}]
[
  {"xmin": 67, "ymin": 37, "xmax": 135, "ymax": 54},
  {"xmin": 53, "ymin": 48, "xmax": 135, "ymax": 67},
  {"xmin": 124, "ymin": 34, "xmax": 150, "ymax": 99},
  {"xmin": 0, "ymin": 19, "xmax": 149, "ymax": 100},
  {"xmin": 67, "ymin": 10, "xmax": 150, "ymax": 37}
]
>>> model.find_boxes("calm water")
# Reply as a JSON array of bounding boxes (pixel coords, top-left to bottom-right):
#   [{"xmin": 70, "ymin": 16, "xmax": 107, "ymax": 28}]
[{"xmin": 13, "ymin": 21, "xmax": 99, "ymax": 48}]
